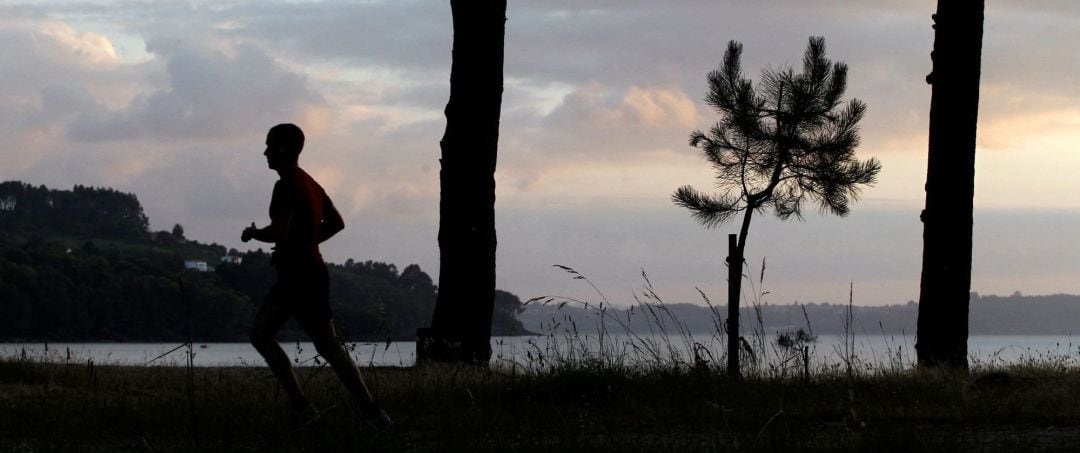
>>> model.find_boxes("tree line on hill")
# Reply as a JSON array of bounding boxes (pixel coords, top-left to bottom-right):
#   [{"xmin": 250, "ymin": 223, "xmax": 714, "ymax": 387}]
[
  {"xmin": 0, "ymin": 181, "xmax": 149, "ymax": 240},
  {"xmin": 0, "ymin": 181, "xmax": 530, "ymax": 342}
]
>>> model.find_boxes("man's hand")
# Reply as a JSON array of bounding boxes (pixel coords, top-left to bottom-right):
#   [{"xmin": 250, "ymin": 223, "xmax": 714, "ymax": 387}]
[{"xmin": 241, "ymin": 222, "xmax": 257, "ymax": 243}]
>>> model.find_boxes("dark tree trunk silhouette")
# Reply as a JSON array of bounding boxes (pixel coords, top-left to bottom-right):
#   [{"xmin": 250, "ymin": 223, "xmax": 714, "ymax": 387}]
[
  {"xmin": 419, "ymin": 0, "xmax": 506, "ymax": 365},
  {"xmin": 916, "ymin": 0, "xmax": 985, "ymax": 368},
  {"xmin": 726, "ymin": 234, "xmax": 741, "ymax": 377},
  {"xmin": 726, "ymin": 203, "xmax": 754, "ymax": 377}
]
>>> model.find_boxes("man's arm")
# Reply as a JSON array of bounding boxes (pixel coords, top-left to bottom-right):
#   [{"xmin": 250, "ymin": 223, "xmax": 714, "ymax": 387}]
[
  {"xmin": 242, "ymin": 182, "xmax": 291, "ymax": 243},
  {"xmin": 319, "ymin": 194, "xmax": 344, "ymax": 243},
  {"xmin": 242, "ymin": 214, "xmax": 291, "ymax": 243}
]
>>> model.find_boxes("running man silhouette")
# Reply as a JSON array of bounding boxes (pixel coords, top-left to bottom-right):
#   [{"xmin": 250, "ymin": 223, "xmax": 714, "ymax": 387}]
[{"xmin": 242, "ymin": 123, "xmax": 391, "ymax": 430}]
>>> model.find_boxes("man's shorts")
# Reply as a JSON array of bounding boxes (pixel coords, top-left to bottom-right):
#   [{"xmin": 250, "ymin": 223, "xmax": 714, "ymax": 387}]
[{"xmin": 262, "ymin": 263, "xmax": 332, "ymax": 326}]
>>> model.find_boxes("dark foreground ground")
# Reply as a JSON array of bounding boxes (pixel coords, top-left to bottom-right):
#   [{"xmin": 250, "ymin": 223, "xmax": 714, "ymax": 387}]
[{"xmin": 2, "ymin": 357, "xmax": 1080, "ymax": 452}]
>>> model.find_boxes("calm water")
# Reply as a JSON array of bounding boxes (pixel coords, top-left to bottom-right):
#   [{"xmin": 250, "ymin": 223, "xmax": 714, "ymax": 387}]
[{"xmin": 2, "ymin": 335, "xmax": 1079, "ymax": 369}]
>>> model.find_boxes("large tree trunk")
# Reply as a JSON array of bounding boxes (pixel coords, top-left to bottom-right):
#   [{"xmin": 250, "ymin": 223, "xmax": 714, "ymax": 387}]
[
  {"xmin": 916, "ymin": 0, "xmax": 985, "ymax": 368},
  {"xmin": 419, "ymin": 0, "xmax": 506, "ymax": 365}
]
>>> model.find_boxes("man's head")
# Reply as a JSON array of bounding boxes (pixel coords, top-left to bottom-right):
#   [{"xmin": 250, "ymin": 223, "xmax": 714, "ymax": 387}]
[{"xmin": 264, "ymin": 123, "xmax": 305, "ymax": 170}]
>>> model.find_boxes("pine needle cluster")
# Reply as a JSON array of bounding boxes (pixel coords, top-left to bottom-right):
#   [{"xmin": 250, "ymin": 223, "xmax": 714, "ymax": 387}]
[{"xmin": 674, "ymin": 37, "xmax": 881, "ymax": 229}]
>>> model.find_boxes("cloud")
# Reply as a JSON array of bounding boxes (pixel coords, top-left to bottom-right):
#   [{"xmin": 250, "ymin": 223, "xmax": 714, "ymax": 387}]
[
  {"xmin": 481, "ymin": 82, "xmax": 705, "ymax": 198},
  {"xmin": 977, "ymin": 107, "xmax": 1080, "ymax": 150},
  {"xmin": 80, "ymin": 0, "xmax": 1075, "ymax": 164},
  {"xmin": 0, "ymin": 19, "xmax": 135, "ymax": 179},
  {"xmin": 4, "ymin": 0, "xmax": 1080, "ymax": 305},
  {"xmin": 501, "ymin": 83, "xmax": 698, "ymax": 164},
  {"xmin": 128, "ymin": 143, "xmax": 269, "ymax": 230},
  {"xmin": 0, "ymin": 13, "xmax": 339, "ymax": 228},
  {"xmin": 552, "ymin": 83, "xmax": 698, "ymax": 131},
  {"xmin": 211, "ymin": 1, "xmax": 451, "ymax": 71},
  {"xmin": 66, "ymin": 39, "xmax": 326, "ymax": 142},
  {"xmin": 38, "ymin": 21, "xmax": 119, "ymax": 65},
  {"xmin": 496, "ymin": 201, "xmax": 1080, "ymax": 306}
]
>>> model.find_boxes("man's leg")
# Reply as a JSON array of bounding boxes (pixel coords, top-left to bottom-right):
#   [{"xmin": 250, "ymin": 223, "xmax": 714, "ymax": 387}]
[
  {"xmin": 251, "ymin": 299, "xmax": 308, "ymax": 409},
  {"xmin": 305, "ymin": 320, "xmax": 378, "ymax": 414}
]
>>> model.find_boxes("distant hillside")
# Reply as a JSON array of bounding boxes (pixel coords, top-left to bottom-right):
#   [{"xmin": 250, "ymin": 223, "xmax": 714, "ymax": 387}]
[
  {"xmin": 968, "ymin": 293, "xmax": 1080, "ymax": 335},
  {"xmin": 0, "ymin": 181, "xmax": 530, "ymax": 342},
  {"xmin": 520, "ymin": 293, "xmax": 1080, "ymax": 337}
]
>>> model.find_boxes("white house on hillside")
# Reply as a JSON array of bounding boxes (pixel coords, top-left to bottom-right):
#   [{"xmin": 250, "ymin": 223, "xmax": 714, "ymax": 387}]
[
  {"xmin": 220, "ymin": 255, "xmax": 243, "ymax": 265},
  {"xmin": 184, "ymin": 260, "xmax": 210, "ymax": 272}
]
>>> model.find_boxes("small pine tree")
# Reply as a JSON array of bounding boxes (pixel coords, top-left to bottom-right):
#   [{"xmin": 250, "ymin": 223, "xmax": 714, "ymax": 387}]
[{"xmin": 673, "ymin": 37, "xmax": 881, "ymax": 375}]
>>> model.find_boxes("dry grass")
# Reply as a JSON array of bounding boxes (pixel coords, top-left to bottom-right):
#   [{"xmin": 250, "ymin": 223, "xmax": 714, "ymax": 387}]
[
  {"xmin": 6, "ymin": 267, "xmax": 1080, "ymax": 451},
  {"xmin": 4, "ymin": 355, "xmax": 1080, "ymax": 452}
]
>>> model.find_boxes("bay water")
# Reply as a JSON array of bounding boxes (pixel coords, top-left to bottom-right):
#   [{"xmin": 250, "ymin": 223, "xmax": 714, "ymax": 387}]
[{"xmin": 3, "ymin": 334, "xmax": 1079, "ymax": 370}]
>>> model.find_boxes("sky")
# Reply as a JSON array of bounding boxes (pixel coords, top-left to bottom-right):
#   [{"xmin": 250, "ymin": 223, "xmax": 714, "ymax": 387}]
[{"xmin": 2, "ymin": 0, "xmax": 1079, "ymax": 307}]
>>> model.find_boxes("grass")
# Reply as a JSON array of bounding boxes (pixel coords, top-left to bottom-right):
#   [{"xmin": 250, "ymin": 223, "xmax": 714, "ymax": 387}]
[
  {"xmin": 4, "ymin": 356, "xmax": 1080, "ymax": 452},
  {"xmin": 6, "ymin": 267, "xmax": 1080, "ymax": 451}
]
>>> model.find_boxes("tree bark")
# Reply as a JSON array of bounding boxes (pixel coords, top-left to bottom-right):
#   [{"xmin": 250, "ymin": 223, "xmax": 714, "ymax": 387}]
[
  {"xmin": 419, "ymin": 0, "xmax": 506, "ymax": 365},
  {"xmin": 916, "ymin": 0, "xmax": 985, "ymax": 368},
  {"xmin": 725, "ymin": 205, "xmax": 755, "ymax": 378},
  {"xmin": 726, "ymin": 233, "xmax": 740, "ymax": 377}
]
